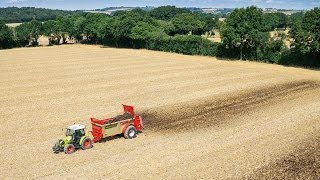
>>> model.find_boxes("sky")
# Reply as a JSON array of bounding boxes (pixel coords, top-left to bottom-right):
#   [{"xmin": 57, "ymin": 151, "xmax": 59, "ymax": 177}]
[{"xmin": 0, "ymin": 0, "xmax": 319, "ymax": 10}]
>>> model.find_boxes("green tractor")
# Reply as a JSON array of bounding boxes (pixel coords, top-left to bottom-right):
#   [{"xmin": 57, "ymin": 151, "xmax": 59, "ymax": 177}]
[{"xmin": 52, "ymin": 124, "xmax": 93, "ymax": 154}]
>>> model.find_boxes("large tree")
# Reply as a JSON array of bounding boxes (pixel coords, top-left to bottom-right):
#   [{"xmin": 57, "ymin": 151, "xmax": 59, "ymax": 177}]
[
  {"xmin": 290, "ymin": 8, "xmax": 320, "ymax": 66},
  {"xmin": 15, "ymin": 22, "xmax": 32, "ymax": 46},
  {"xmin": 220, "ymin": 6, "xmax": 269, "ymax": 60},
  {"xmin": 263, "ymin": 13, "xmax": 279, "ymax": 31},
  {"xmin": 17, "ymin": 19, "xmax": 43, "ymax": 46},
  {"xmin": 149, "ymin": 6, "xmax": 190, "ymax": 20},
  {"xmin": 29, "ymin": 19, "xmax": 42, "ymax": 46},
  {"xmin": 42, "ymin": 20, "xmax": 61, "ymax": 45},
  {"xmin": 103, "ymin": 10, "xmax": 157, "ymax": 47},
  {"xmin": 0, "ymin": 21, "xmax": 15, "ymax": 49},
  {"xmin": 82, "ymin": 13, "xmax": 109, "ymax": 43},
  {"xmin": 171, "ymin": 13, "xmax": 206, "ymax": 35},
  {"xmin": 57, "ymin": 15, "xmax": 72, "ymax": 44}
]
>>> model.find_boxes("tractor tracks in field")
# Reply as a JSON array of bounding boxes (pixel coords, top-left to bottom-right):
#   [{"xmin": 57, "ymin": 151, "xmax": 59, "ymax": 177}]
[{"xmin": 142, "ymin": 80, "xmax": 320, "ymax": 133}]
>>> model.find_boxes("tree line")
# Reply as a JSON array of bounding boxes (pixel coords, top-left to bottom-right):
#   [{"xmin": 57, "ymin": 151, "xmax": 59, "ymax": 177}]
[
  {"xmin": 0, "ymin": 6, "xmax": 318, "ymax": 67},
  {"xmin": 0, "ymin": 7, "xmax": 84, "ymax": 23}
]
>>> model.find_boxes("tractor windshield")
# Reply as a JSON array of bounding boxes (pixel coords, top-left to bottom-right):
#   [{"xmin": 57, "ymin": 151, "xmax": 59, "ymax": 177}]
[{"xmin": 65, "ymin": 129, "xmax": 74, "ymax": 136}]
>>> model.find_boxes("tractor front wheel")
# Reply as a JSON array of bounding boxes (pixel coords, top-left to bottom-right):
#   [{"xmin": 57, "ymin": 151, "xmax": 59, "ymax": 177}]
[
  {"xmin": 81, "ymin": 137, "xmax": 93, "ymax": 150},
  {"xmin": 124, "ymin": 126, "xmax": 137, "ymax": 139},
  {"xmin": 64, "ymin": 144, "xmax": 75, "ymax": 154}
]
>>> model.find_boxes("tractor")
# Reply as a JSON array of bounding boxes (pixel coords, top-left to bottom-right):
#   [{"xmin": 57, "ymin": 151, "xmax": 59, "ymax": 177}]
[{"xmin": 52, "ymin": 124, "xmax": 93, "ymax": 154}]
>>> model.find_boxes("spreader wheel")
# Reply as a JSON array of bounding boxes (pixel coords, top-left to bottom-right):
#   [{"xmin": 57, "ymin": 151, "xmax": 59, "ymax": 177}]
[
  {"xmin": 81, "ymin": 137, "xmax": 93, "ymax": 150},
  {"xmin": 64, "ymin": 144, "xmax": 75, "ymax": 154},
  {"xmin": 124, "ymin": 125, "xmax": 137, "ymax": 139}
]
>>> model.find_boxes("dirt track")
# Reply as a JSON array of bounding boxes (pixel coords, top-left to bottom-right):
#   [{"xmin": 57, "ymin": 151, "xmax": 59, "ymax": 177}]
[{"xmin": 0, "ymin": 45, "xmax": 319, "ymax": 179}]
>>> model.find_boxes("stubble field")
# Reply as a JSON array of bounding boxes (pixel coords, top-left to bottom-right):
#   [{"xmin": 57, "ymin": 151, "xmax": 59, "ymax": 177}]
[{"xmin": 0, "ymin": 45, "xmax": 319, "ymax": 179}]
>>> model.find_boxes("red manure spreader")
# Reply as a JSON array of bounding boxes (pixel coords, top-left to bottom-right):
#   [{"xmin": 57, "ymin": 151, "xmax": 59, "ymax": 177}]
[{"xmin": 90, "ymin": 104, "xmax": 143, "ymax": 142}]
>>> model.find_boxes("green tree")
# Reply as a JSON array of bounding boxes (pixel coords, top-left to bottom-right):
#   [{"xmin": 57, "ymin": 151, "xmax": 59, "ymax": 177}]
[
  {"xmin": 106, "ymin": 10, "xmax": 157, "ymax": 47},
  {"xmin": 83, "ymin": 13, "xmax": 108, "ymax": 43},
  {"xmin": 15, "ymin": 22, "xmax": 32, "ymax": 46},
  {"xmin": 219, "ymin": 6, "xmax": 268, "ymax": 60},
  {"xmin": 149, "ymin": 6, "xmax": 191, "ymax": 20},
  {"xmin": 263, "ymin": 13, "xmax": 279, "ymax": 31},
  {"xmin": 259, "ymin": 32, "xmax": 287, "ymax": 63},
  {"xmin": 70, "ymin": 15, "xmax": 86, "ymax": 42},
  {"xmin": 194, "ymin": 12, "xmax": 217, "ymax": 33},
  {"xmin": 130, "ymin": 22, "xmax": 158, "ymax": 40},
  {"xmin": 289, "ymin": 8, "xmax": 320, "ymax": 66},
  {"xmin": 275, "ymin": 12, "xmax": 288, "ymax": 29},
  {"xmin": 0, "ymin": 21, "xmax": 15, "ymax": 49},
  {"xmin": 43, "ymin": 20, "xmax": 61, "ymax": 45},
  {"xmin": 171, "ymin": 13, "xmax": 206, "ymax": 35},
  {"xmin": 57, "ymin": 15, "xmax": 72, "ymax": 43},
  {"xmin": 288, "ymin": 12, "xmax": 304, "ymax": 27},
  {"xmin": 29, "ymin": 19, "xmax": 42, "ymax": 46}
]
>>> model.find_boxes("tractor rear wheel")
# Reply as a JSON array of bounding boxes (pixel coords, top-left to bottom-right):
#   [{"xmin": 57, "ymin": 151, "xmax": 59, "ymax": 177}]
[
  {"xmin": 64, "ymin": 144, "xmax": 75, "ymax": 154},
  {"xmin": 81, "ymin": 137, "xmax": 93, "ymax": 150},
  {"xmin": 124, "ymin": 126, "xmax": 137, "ymax": 139}
]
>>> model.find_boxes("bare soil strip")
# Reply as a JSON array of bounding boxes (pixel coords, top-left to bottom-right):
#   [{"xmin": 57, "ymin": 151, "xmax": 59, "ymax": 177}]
[{"xmin": 142, "ymin": 80, "xmax": 320, "ymax": 133}]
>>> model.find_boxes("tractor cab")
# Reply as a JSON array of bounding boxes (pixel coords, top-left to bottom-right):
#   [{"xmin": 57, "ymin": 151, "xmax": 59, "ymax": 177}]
[{"xmin": 66, "ymin": 124, "xmax": 86, "ymax": 143}]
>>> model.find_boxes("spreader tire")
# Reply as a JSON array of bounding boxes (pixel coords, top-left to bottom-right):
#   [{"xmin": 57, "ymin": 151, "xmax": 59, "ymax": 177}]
[
  {"xmin": 64, "ymin": 144, "xmax": 75, "ymax": 154},
  {"xmin": 124, "ymin": 126, "xmax": 137, "ymax": 139},
  {"xmin": 81, "ymin": 137, "xmax": 93, "ymax": 150}
]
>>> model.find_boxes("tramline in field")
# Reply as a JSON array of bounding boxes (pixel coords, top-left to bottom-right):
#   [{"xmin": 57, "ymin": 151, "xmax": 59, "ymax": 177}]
[{"xmin": 52, "ymin": 105, "xmax": 143, "ymax": 154}]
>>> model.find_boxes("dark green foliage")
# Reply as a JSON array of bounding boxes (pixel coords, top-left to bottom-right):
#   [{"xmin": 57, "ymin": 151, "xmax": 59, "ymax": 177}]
[
  {"xmin": 263, "ymin": 13, "xmax": 288, "ymax": 31},
  {"xmin": 218, "ymin": 6, "xmax": 292, "ymax": 65},
  {"xmin": 0, "ymin": 21, "xmax": 15, "ymax": 49},
  {"xmin": 29, "ymin": 19, "xmax": 42, "ymax": 46},
  {"xmin": 170, "ymin": 13, "xmax": 206, "ymax": 35},
  {"xmin": 286, "ymin": 8, "xmax": 320, "ymax": 67},
  {"xmin": 263, "ymin": 13, "xmax": 279, "ymax": 31},
  {"xmin": 288, "ymin": 12, "xmax": 304, "ymax": 27},
  {"xmin": 67, "ymin": 15, "xmax": 86, "ymax": 42},
  {"xmin": 100, "ymin": 10, "xmax": 158, "ymax": 47},
  {"xmin": 82, "ymin": 13, "xmax": 109, "ymax": 44},
  {"xmin": 149, "ymin": 6, "xmax": 191, "ymax": 20},
  {"xmin": 57, "ymin": 16, "xmax": 72, "ymax": 44},
  {"xmin": 15, "ymin": 19, "xmax": 42, "ymax": 46},
  {"xmin": 42, "ymin": 20, "xmax": 61, "ymax": 45},
  {"xmin": 97, "ymin": 9, "xmax": 217, "ymax": 56},
  {"xmin": 219, "ymin": 6, "xmax": 269, "ymax": 60},
  {"xmin": 276, "ymin": 12, "xmax": 288, "ymax": 29},
  {"xmin": 15, "ymin": 23, "xmax": 32, "ymax": 46},
  {"xmin": 0, "ymin": 7, "xmax": 84, "ymax": 23},
  {"xmin": 194, "ymin": 13, "xmax": 217, "ymax": 33},
  {"xmin": 147, "ymin": 35, "xmax": 217, "ymax": 56},
  {"xmin": 259, "ymin": 34, "xmax": 288, "ymax": 63}
]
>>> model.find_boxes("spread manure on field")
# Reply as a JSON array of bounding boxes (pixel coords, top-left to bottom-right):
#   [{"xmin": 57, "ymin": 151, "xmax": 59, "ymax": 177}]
[{"xmin": 142, "ymin": 80, "xmax": 320, "ymax": 133}]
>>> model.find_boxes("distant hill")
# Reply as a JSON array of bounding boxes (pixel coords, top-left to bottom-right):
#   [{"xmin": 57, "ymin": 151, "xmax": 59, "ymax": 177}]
[
  {"xmin": 0, "ymin": 7, "xmax": 84, "ymax": 23},
  {"xmin": 88, "ymin": 6, "xmax": 234, "ymax": 16}
]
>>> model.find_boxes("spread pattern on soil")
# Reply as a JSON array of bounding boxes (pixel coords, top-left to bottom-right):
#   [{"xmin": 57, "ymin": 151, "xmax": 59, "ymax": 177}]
[{"xmin": 142, "ymin": 80, "xmax": 320, "ymax": 133}]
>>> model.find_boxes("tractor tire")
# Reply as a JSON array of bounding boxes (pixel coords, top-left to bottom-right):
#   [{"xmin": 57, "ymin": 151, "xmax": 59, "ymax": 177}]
[
  {"xmin": 124, "ymin": 125, "xmax": 137, "ymax": 139},
  {"xmin": 81, "ymin": 137, "xmax": 93, "ymax": 150},
  {"xmin": 64, "ymin": 144, "xmax": 75, "ymax": 154}
]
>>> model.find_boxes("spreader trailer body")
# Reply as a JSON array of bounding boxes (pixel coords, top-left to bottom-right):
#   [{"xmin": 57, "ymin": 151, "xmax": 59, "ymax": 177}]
[{"xmin": 90, "ymin": 104, "xmax": 143, "ymax": 142}]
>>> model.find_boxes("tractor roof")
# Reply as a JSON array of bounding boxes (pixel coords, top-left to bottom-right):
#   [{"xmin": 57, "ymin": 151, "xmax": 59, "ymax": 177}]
[{"xmin": 67, "ymin": 124, "xmax": 85, "ymax": 131}]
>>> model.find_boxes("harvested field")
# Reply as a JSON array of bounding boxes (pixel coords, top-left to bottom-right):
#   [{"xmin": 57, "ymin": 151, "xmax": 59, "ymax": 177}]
[{"xmin": 0, "ymin": 45, "xmax": 319, "ymax": 179}]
